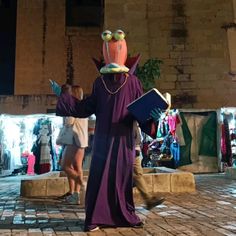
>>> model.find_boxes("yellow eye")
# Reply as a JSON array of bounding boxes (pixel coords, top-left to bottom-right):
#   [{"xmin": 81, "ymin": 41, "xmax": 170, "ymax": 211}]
[
  {"xmin": 101, "ymin": 30, "xmax": 112, "ymax": 42},
  {"xmin": 114, "ymin": 29, "xmax": 125, "ymax": 41}
]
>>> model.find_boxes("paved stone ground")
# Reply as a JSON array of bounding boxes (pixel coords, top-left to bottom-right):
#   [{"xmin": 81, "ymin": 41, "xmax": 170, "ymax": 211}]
[{"xmin": 0, "ymin": 173, "xmax": 236, "ymax": 236}]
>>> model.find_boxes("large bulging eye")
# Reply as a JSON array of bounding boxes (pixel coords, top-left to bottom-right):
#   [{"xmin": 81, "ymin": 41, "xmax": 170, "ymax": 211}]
[
  {"xmin": 101, "ymin": 30, "xmax": 112, "ymax": 42},
  {"xmin": 114, "ymin": 29, "xmax": 125, "ymax": 41}
]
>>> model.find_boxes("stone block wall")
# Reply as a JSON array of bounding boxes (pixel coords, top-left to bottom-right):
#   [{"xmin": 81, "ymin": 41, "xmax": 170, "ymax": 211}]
[
  {"xmin": 20, "ymin": 168, "xmax": 196, "ymax": 205},
  {"xmin": 15, "ymin": 0, "xmax": 67, "ymax": 95},
  {"xmin": 2, "ymin": 0, "xmax": 236, "ymax": 114},
  {"xmin": 0, "ymin": 95, "xmax": 57, "ymax": 115},
  {"xmin": 14, "ymin": 0, "xmax": 101, "ymax": 97},
  {"xmin": 104, "ymin": 0, "xmax": 236, "ymax": 109}
]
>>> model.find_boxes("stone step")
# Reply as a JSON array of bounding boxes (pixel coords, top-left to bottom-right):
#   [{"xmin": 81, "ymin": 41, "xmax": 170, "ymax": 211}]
[
  {"xmin": 225, "ymin": 167, "xmax": 236, "ymax": 179},
  {"xmin": 20, "ymin": 168, "xmax": 196, "ymax": 205}
]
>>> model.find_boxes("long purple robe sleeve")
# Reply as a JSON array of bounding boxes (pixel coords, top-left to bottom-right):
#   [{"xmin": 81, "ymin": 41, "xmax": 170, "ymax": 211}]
[{"xmin": 56, "ymin": 83, "xmax": 97, "ymax": 118}]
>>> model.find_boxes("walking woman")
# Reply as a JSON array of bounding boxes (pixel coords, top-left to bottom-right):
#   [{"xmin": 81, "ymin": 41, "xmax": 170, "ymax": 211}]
[{"xmin": 59, "ymin": 85, "xmax": 88, "ymax": 204}]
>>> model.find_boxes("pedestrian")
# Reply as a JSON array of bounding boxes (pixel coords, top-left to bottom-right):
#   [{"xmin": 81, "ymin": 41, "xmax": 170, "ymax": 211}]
[
  {"xmin": 56, "ymin": 29, "xmax": 158, "ymax": 231},
  {"xmin": 133, "ymin": 123, "xmax": 165, "ymax": 210},
  {"xmin": 58, "ymin": 85, "xmax": 88, "ymax": 204}
]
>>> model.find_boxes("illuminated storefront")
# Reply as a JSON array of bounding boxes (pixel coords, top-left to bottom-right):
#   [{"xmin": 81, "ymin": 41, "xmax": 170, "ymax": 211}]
[{"xmin": 0, "ymin": 114, "xmax": 63, "ymax": 176}]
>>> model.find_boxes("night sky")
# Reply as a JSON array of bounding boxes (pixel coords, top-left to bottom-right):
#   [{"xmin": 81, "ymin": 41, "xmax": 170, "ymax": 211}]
[{"xmin": 0, "ymin": 0, "xmax": 17, "ymax": 95}]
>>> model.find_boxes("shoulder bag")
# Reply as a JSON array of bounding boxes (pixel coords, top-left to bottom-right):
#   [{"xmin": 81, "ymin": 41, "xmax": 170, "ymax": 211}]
[{"xmin": 56, "ymin": 125, "xmax": 74, "ymax": 145}]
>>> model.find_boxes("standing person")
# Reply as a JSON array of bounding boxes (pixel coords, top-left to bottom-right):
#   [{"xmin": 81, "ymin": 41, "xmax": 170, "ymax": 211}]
[
  {"xmin": 133, "ymin": 123, "xmax": 165, "ymax": 210},
  {"xmin": 141, "ymin": 134, "xmax": 151, "ymax": 167},
  {"xmin": 59, "ymin": 85, "xmax": 88, "ymax": 204},
  {"xmin": 56, "ymin": 29, "xmax": 158, "ymax": 232},
  {"xmin": 56, "ymin": 84, "xmax": 71, "ymax": 171}
]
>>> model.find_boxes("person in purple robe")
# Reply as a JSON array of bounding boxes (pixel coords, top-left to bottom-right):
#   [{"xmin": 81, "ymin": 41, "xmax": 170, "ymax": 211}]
[{"xmin": 56, "ymin": 29, "xmax": 158, "ymax": 232}]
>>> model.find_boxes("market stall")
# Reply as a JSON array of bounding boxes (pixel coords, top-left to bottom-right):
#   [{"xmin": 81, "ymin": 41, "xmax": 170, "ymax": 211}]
[
  {"xmin": 0, "ymin": 114, "xmax": 63, "ymax": 176},
  {"xmin": 142, "ymin": 109, "xmax": 220, "ymax": 173}
]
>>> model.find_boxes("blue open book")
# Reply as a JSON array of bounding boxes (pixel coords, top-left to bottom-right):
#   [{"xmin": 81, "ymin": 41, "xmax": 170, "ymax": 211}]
[{"xmin": 127, "ymin": 88, "xmax": 171, "ymax": 123}]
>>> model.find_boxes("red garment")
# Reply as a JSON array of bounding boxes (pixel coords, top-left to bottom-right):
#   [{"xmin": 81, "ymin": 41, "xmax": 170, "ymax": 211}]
[
  {"xmin": 39, "ymin": 163, "xmax": 50, "ymax": 174},
  {"xmin": 142, "ymin": 143, "xmax": 149, "ymax": 156},
  {"xmin": 167, "ymin": 113, "xmax": 180, "ymax": 137},
  {"xmin": 27, "ymin": 154, "xmax": 35, "ymax": 175},
  {"xmin": 221, "ymin": 124, "xmax": 226, "ymax": 156}
]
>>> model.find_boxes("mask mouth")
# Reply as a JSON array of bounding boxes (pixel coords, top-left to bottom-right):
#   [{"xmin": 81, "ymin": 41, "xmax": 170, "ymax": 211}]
[{"xmin": 100, "ymin": 63, "xmax": 129, "ymax": 74}]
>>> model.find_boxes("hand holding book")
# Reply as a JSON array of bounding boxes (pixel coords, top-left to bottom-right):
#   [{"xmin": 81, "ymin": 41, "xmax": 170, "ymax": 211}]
[
  {"xmin": 127, "ymin": 88, "xmax": 171, "ymax": 124},
  {"xmin": 150, "ymin": 108, "xmax": 163, "ymax": 123},
  {"xmin": 127, "ymin": 88, "xmax": 171, "ymax": 138}
]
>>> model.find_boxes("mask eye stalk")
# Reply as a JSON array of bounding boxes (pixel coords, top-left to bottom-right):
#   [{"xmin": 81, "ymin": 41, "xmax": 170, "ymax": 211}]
[
  {"xmin": 101, "ymin": 29, "xmax": 126, "ymax": 42},
  {"xmin": 101, "ymin": 30, "xmax": 112, "ymax": 42},
  {"xmin": 114, "ymin": 29, "xmax": 125, "ymax": 41}
]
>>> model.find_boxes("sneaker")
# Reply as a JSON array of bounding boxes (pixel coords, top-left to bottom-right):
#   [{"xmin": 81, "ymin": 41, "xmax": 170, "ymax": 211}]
[
  {"xmin": 145, "ymin": 196, "xmax": 165, "ymax": 210},
  {"xmin": 133, "ymin": 222, "xmax": 144, "ymax": 228},
  {"xmin": 57, "ymin": 191, "xmax": 72, "ymax": 200},
  {"xmin": 84, "ymin": 225, "xmax": 99, "ymax": 232},
  {"xmin": 89, "ymin": 226, "xmax": 99, "ymax": 232},
  {"xmin": 65, "ymin": 192, "xmax": 80, "ymax": 204}
]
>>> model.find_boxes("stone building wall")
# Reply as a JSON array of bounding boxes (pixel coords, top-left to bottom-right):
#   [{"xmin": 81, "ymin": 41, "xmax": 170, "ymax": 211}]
[
  {"xmin": 104, "ymin": 0, "xmax": 236, "ymax": 109},
  {"xmin": 15, "ymin": 0, "xmax": 67, "ymax": 95},
  {"xmin": 1, "ymin": 0, "xmax": 236, "ymax": 114},
  {"xmin": 14, "ymin": 0, "xmax": 101, "ymax": 96},
  {"xmin": 0, "ymin": 95, "xmax": 57, "ymax": 115}
]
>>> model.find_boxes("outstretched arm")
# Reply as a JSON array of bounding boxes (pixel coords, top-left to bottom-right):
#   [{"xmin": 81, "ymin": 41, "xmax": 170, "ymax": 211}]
[{"xmin": 56, "ymin": 84, "xmax": 97, "ymax": 118}]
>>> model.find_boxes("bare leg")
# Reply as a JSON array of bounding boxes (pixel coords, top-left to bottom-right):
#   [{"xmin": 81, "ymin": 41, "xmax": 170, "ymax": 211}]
[
  {"xmin": 61, "ymin": 145, "xmax": 83, "ymax": 205},
  {"xmin": 62, "ymin": 145, "xmax": 80, "ymax": 192},
  {"xmin": 67, "ymin": 165, "xmax": 75, "ymax": 194},
  {"xmin": 73, "ymin": 148, "xmax": 85, "ymax": 192}
]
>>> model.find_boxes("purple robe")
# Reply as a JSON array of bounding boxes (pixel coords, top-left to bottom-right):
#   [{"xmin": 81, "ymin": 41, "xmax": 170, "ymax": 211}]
[{"xmin": 56, "ymin": 73, "xmax": 143, "ymax": 230}]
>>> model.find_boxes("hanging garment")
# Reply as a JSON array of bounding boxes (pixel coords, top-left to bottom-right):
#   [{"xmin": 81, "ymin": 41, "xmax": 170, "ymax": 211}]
[
  {"xmin": 179, "ymin": 113, "xmax": 192, "ymax": 166},
  {"xmin": 170, "ymin": 141, "xmax": 180, "ymax": 167},
  {"xmin": 167, "ymin": 112, "xmax": 177, "ymax": 136},
  {"xmin": 157, "ymin": 119, "xmax": 169, "ymax": 139},
  {"xmin": 27, "ymin": 154, "xmax": 35, "ymax": 175},
  {"xmin": 221, "ymin": 118, "xmax": 232, "ymax": 166},
  {"xmin": 39, "ymin": 124, "xmax": 51, "ymax": 174},
  {"xmin": 175, "ymin": 114, "xmax": 185, "ymax": 146},
  {"xmin": 31, "ymin": 138, "xmax": 41, "ymax": 174},
  {"xmin": 198, "ymin": 112, "xmax": 217, "ymax": 157}
]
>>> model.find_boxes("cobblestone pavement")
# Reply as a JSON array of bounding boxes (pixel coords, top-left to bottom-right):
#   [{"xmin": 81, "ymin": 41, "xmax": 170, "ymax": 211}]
[{"xmin": 0, "ymin": 174, "xmax": 236, "ymax": 236}]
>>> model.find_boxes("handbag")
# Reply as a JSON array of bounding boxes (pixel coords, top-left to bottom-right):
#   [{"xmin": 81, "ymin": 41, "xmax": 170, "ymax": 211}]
[
  {"xmin": 72, "ymin": 118, "xmax": 88, "ymax": 147},
  {"xmin": 56, "ymin": 126, "xmax": 74, "ymax": 145}
]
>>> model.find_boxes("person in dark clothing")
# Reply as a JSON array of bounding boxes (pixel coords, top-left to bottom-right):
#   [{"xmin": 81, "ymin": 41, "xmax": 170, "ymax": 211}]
[
  {"xmin": 56, "ymin": 29, "xmax": 158, "ymax": 232},
  {"xmin": 133, "ymin": 123, "xmax": 165, "ymax": 210}
]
